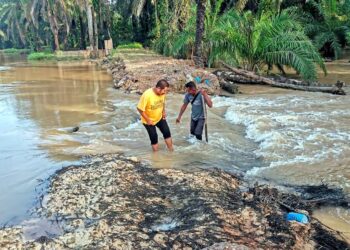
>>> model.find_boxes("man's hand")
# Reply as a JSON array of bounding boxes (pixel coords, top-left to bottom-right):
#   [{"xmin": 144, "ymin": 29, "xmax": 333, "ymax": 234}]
[
  {"xmin": 146, "ymin": 119, "xmax": 154, "ymax": 126},
  {"xmin": 200, "ymin": 89, "xmax": 213, "ymax": 108},
  {"xmin": 162, "ymin": 111, "xmax": 166, "ymax": 120},
  {"xmin": 176, "ymin": 117, "xmax": 181, "ymax": 124}
]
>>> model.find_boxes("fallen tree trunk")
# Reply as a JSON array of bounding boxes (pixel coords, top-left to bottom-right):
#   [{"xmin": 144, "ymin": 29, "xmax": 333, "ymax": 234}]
[
  {"xmin": 220, "ymin": 81, "xmax": 239, "ymax": 94},
  {"xmin": 219, "ymin": 61, "xmax": 346, "ymax": 95}
]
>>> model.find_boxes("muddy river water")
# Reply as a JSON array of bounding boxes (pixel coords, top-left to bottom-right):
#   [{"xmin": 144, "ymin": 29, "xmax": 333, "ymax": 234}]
[{"xmin": 0, "ymin": 53, "xmax": 349, "ymax": 241}]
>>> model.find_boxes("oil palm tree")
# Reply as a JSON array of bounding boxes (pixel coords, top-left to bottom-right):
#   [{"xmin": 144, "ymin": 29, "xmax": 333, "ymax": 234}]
[
  {"xmin": 0, "ymin": 1, "xmax": 28, "ymax": 47},
  {"xmin": 151, "ymin": 0, "xmax": 192, "ymax": 56},
  {"xmin": 172, "ymin": 1, "xmax": 326, "ymax": 80},
  {"xmin": 193, "ymin": 0, "xmax": 206, "ymax": 67},
  {"xmin": 171, "ymin": 0, "xmax": 225, "ymax": 64},
  {"xmin": 305, "ymin": 0, "xmax": 350, "ymax": 59},
  {"xmin": 29, "ymin": 0, "xmax": 71, "ymax": 50},
  {"xmin": 210, "ymin": 8, "xmax": 326, "ymax": 80}
]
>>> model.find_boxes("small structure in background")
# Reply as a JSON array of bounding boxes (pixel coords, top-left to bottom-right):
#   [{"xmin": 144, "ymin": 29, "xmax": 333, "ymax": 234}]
[{"xmin": 104, "ymin": 39, "xmax": 113, "ymax": 56}]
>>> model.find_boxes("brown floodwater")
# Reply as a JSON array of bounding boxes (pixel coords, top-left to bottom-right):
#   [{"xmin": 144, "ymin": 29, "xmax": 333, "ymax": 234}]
[{"xmin": 0, "ymin": 52, "xmax": 349, "ymax": 242}]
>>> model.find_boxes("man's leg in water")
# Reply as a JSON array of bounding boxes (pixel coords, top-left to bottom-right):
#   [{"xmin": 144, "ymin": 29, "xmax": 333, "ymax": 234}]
[
  {"xmin": 151, "ymin": 143, "xmax": 159, "ymax": 151},
  {"xmin": 143, "ymin": 124, "xmax": 159, "ymax": 151},
  {"xmin": 190, "ymin": 119, "xmax": 197, "ymax": 137},
  {"xmin": 193, "ymin": 118, "xmax": 205, "ymax": 140},
  {"xmin": 164, "ymin": 137, "xmax": 173, "ymax": 151},
  {"xmin": 156, "ymin": 119, "xmax": 173, "ymax": 151}
]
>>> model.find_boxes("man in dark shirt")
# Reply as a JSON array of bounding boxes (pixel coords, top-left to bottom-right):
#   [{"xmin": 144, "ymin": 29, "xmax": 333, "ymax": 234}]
[{"xmin": 176, "ymin": 81, "xmax": 213, "ymax": 140}]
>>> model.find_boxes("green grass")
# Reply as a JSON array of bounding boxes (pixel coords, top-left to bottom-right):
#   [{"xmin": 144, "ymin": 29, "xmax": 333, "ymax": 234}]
[
  {"xmin": 56, "ymin": 56, "xmax": 84, "ymax": 61},
  {"xmin": 28, "ymin": 52, "xmax": 56, "ymax": 60},
  {"xmin": 1, "ymin": 48, "xmax": 31, "ymax": 54},
  {"xmin": 28, "ymin": 51, "xmax": 84, "ymax": 61},
  {"xmin": 116, "ymin": 42, "xmax": 143, "ymax": 49}
]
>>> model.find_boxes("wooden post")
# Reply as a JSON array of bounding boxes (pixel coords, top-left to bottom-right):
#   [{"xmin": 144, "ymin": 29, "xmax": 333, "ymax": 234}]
[
  {"xmin": 201, "ymin": 95, "xmax": 208, "ymax": 143},
  {"xmin": 104, "ymin": 38, "xmax": 113, "ymax": 56}
]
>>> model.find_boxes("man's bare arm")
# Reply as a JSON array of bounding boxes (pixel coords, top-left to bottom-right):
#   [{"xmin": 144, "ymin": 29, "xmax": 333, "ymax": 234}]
[
  {"xmin": 137, "ymin": 108, "xmax": 154, "ymax": 125},
  {"xmin": 176, "ymin": 103, "xmax": 189, "ymax": 123}
]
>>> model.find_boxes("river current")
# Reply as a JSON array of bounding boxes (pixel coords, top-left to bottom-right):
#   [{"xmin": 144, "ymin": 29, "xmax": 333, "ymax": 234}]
[{"xmin": 0, "ymin": 53, "xmax": 349, "ymax": 240}]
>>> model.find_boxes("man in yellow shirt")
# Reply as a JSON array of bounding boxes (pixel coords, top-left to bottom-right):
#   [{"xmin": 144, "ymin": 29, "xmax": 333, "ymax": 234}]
[{"xmin": 137, "ymin": 79, "xmax": 173, "ymax": 152}]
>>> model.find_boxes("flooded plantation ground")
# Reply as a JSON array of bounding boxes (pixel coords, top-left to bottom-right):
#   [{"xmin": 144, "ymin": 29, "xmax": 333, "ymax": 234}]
[{"xmin": 0, "ymin": 51, "xmax": 349, "ymax": 246}]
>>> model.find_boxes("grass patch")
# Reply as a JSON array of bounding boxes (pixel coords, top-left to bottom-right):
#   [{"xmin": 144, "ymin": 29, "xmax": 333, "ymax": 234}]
[
  {"xmin": 28, "ymin": 51, "xmax": 84, "ymax": 61},
  {"xmin": 1, "ymin": 48, "xmax": 31, "ymax": 54},
  {"xmin": 28, "ymin": 52, "xmax": 56, "ymax": 60},
  {"xmin": 116, "ymin": 42, "xmax": 143, "ymax": 49}
]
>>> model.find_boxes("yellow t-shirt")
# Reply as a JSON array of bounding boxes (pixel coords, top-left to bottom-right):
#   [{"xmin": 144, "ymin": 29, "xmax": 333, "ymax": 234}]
[{"xmin": 137, "ymin": 88, "xmax": 165, "ymax": 124}]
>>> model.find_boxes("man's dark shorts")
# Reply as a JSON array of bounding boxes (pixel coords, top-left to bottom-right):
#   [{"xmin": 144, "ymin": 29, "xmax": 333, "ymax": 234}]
[
  {"xmin": 190, "ymin": 118, "xmax": 205, "ymax": 140},
  {"xmin": 143, "ymin": 119, "xmax": 171, "ymax": 145}
]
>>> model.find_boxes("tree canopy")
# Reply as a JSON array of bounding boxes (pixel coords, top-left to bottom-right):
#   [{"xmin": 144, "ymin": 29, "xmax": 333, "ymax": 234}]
[{"xmin": 0, "ymin": 0, "xmax": 349, "ymax": 80}]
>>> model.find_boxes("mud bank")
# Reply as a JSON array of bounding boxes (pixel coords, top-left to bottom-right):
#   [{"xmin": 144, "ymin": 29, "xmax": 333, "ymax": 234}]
[
  {"xmin": 1, "ymin": 154, "xmax": 348, "ymax": 249},
  {"xmin": 97, "ymin": 48, "xmax": 222, "ymax": 95}
]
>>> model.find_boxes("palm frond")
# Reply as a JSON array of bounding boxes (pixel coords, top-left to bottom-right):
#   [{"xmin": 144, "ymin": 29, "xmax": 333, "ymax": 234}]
[
  {"xmin": 235, "ymin": 0, "xmax": 249, "ymax": 12},
  {"xmin": 0, "ymin": 29, "xmax": 5, "ymax": 38}
]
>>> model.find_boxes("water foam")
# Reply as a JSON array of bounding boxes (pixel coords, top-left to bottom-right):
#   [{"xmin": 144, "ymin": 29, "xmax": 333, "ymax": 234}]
[
  {"xmin": 0, "ymin": 66, "xmax": 11, "ymax": 71},
  {"xmin": 213, "ymin": 94, "xmax": 350, "ymax": 177},
  {"xmin": 112, "ymin": 100, "xmax": 136, "ymax": 107}
]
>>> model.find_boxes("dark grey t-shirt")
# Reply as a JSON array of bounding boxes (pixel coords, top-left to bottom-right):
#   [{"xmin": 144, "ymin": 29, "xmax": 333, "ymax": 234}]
[{"xmin": 184, "ymin": 92, "xmax": 204, "ymax": 121}]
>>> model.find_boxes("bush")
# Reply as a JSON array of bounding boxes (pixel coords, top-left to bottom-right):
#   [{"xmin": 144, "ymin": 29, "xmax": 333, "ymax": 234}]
[{"xmin": 116, "ymin": 42, "xmax": 143, "ymax": 49}]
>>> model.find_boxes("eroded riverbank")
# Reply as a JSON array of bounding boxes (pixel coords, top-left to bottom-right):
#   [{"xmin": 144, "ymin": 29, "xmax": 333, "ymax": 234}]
[{"xmin": 1, "ymin": 154, "xmax": 348, "ymax": 249}]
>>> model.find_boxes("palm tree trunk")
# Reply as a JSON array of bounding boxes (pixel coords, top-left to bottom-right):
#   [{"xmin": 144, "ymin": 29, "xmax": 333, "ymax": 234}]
[
  {"xmin": 93, "ymin": 6, "xmax": 98, "ymax": 50},
  {"xmin": 46, "ymin": 2, "xmax": 60, "ymax": 50},
  {"xmin": 85, "ymin": 1, "xmax": 94, "ymax": 50},
  {"xmin": 104, "ymin": 0, "xmax": 111, "ymax": 39},
  {"xmin": 194, "ymin": 0, "xmax": 206, "ymax": 67},
  {"xmin": 79, "ymin": 13, "xmax": 86, "ymax": 49},
  {"xmin": 15, "ymin": 17, "xmax": 26, "ymax": 46},
  {"xmin": 53, "ymin": 30, "xmax": 60, "ymax": 51}
]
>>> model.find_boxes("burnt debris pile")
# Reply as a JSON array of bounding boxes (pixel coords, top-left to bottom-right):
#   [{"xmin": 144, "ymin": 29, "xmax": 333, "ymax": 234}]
[{"xmin": 0, "ymin": 154, "xmax": 348, "ymax": 249}]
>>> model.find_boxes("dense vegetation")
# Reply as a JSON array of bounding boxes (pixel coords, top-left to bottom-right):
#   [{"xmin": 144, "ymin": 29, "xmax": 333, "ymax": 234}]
[{"xmin": 0, "ymin": 0, "xmax": 349, "ymax": 80}]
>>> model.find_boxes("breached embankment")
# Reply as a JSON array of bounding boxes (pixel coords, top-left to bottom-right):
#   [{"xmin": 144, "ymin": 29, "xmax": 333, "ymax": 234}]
[
  {"xmin": 96, "ymin": 48, "xmax": 224, "ymax": 95},
  {"xmin": 1, "ymin": 154, "xmax": 348, "ymax": 249}
]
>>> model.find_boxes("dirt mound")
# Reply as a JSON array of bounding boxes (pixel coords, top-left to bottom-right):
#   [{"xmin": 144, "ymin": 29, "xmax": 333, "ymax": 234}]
[{"xmin": 98, "ymin": 49, "xmax": 221, "ymax": 95}]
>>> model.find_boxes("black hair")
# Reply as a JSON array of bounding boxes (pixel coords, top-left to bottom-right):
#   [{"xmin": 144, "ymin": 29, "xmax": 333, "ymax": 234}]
[
  {"xmin": 156, "ymin": 79, "xmax": 170, "ymax": 89},
  {"xmin": 185, "ymin": 81, "xmax": 197, "ymax": 89}
]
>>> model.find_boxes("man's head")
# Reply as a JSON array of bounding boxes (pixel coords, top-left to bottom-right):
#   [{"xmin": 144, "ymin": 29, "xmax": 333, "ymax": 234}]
[
  {"xmin": 185, "ymin": 81, "xmax": 197, "ymax": 96},
  {"xmin": 154, "ymin": 79, "xmax": 170, "ymax": 95}
]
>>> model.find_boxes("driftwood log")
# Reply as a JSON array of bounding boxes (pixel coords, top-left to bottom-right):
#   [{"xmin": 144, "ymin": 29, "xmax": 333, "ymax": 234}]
[{"xmin": 219, "ymin": 61, "xmax": 346, "ymax": 95}]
